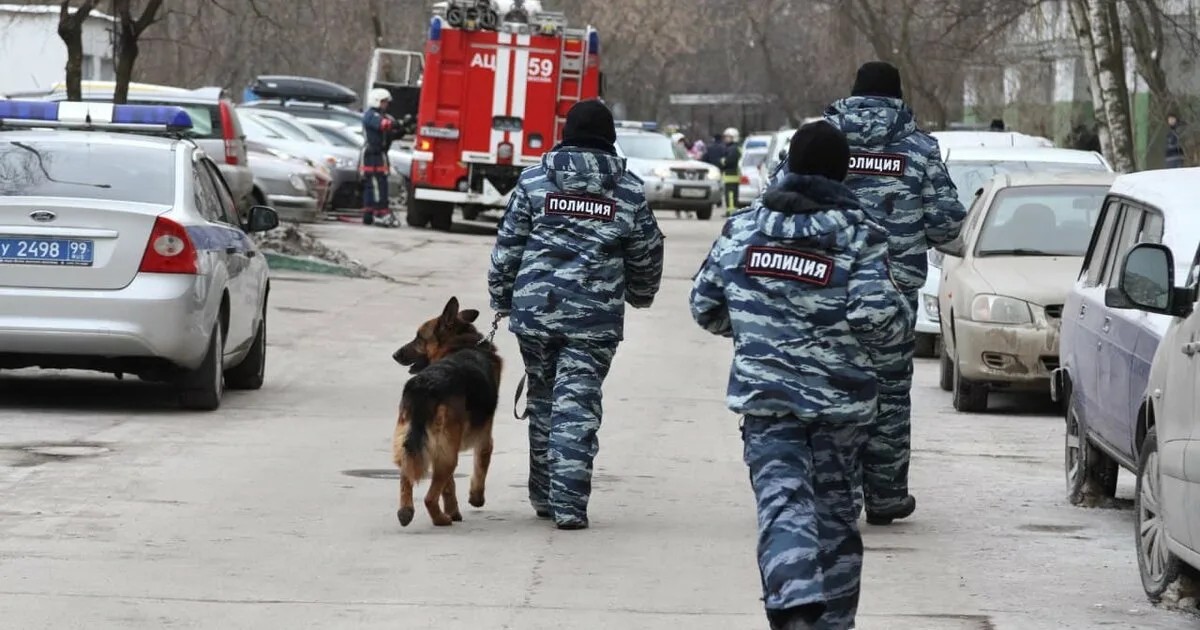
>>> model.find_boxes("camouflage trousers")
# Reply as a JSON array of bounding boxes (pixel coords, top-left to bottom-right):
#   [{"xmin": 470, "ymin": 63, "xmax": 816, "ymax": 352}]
[
  {"xmin": 742, "ymin": 415, "xmax": 867, "ymax": 630},
  {"xmin": 862, "ymin": 290, "xmax": 919, "ymax": 514},
  {"xmin": 517, "ymin": 335, "xmax": 618, "ymax": 527}
]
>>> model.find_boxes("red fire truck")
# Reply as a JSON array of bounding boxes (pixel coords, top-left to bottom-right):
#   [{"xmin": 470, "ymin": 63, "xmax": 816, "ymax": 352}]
[{"xmin": 366, "ymin": 0, "xmax": 603, "ymax": 231}]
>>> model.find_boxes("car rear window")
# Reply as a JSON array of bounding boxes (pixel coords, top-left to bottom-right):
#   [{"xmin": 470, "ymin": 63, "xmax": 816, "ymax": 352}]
[
  {"xmin": 947, "ymin": 160, "xmax": 1108, "ymax": 208},
  {"xmin": 975, "ymin": 184, "xmax": 1110, "ymax": 257},
  {"xmin": 0, "ymin": 140, "xmax": 175, "ymax": 204},
  {"xmin": 81, "ymin": 98, "xmax": 219, "ymax": 139}
]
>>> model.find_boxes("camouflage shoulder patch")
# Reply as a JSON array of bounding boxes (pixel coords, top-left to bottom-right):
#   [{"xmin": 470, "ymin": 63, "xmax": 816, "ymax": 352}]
[
  {"xmin": 848, "ymin": 152, "xmax": 907, "ymax": 177},
  {"xmin": 744, "ymin": 246, "xmax": 834, "ymax": 287},
  {"xmin": 545, "ymin": 192, "xmax": 617, "ymax": 222}
]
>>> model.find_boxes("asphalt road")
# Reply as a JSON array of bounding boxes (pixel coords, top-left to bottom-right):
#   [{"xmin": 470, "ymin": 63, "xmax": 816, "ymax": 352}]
[{"xmin": 0, "ymin": 212, "xmax": 1196, "ymax": 629}]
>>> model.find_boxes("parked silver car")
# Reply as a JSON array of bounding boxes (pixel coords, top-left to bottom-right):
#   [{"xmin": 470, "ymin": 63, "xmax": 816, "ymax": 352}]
[
  {"xmin": 615, "ymin": 126, "xmax": 720, "ymax": 220},
  {"xmin": 237, "ymin": 108, "xmax": 362, "ymax": 211},
  {"xmin": 246, "ymin": 140, "xmax": 329, "ymax": 222},
  {"xmin": 0, "ymin": 101, "xmax": 279, "ymax": 410}
]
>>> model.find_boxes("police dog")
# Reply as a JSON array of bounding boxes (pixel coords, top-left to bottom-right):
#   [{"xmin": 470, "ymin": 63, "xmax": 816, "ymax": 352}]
[{"xmin": 391, "ymin": 297, "xmax": 501, "ymax": 527}]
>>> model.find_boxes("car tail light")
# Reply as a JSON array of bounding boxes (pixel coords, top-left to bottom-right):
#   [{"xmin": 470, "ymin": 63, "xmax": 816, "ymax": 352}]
[
  {"xmin": 740, "ymin": 175, "xmax": 750, "ymax": 185},
  {"xmin": 139, "ymin": 216, "xmax": 198, "ymax": 274},
  {"xmin": 218, "ymin": 100, "xmax": 239, "ymax": 166},
  {"xmin": 497, "ymin": 141, "xmax": 514, "ymax": 164}
]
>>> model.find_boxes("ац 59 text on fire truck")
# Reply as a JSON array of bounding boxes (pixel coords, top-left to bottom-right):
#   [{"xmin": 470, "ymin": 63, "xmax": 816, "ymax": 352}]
[{"xmin": 365, "ymin": 0, "xmax": 603, "ymax": 231}]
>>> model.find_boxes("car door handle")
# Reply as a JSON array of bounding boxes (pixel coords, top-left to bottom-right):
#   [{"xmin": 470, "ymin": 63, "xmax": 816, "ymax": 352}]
[
  {"xmin": 1183, "ymin": 343, "xmax": 1199, "ymax": 357},
  {"xmin": 246, "ymin": 250, "xmax": 257, "ymax": 258},
  {"xmin": 1102, "ymin": 317, "xmax": 1112, "ymax": 333},
  {"xmin": 225, "ymin": 246, "xmax": 237, "ymax": 255}
]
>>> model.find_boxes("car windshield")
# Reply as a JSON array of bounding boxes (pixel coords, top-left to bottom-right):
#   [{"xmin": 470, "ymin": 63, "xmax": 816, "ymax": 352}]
[
  {"xmin": 975, "ymin": 185, "xmax": 1110, "ymax": 257},
  {"xmin": 0, "ymin": 140, "xmax": 174, "ymax": 204},
  {"xmin": 313, "ymin": 126, "xmax": 360, "ymax": 148},
  {"xmin": 244, "ymin": 114, "xmax": 312, "ymax": 142},
  {"xmin": 947, "ymin": 160, "xmax": 1107, "ymax": 208},
  {"xmin": 618, "ymin": 134, "xmax": 678, "ymax": 160},
  {"xmin": 238, "ymin": 114, "xmax": 286, "ymax": 140},
  {"xmin": 743, "ymin": 151, "xmax": 767, "ymax": 168}
]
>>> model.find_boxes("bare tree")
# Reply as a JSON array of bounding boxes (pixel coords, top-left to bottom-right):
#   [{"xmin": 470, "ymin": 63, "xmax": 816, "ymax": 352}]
[
  {"xmin": 111, "ymin": 0, "xmax": 166, "ymax": 104},
  {"xmin": 56, "ymin": 0, "xmax": 98, "ymax": 101}
]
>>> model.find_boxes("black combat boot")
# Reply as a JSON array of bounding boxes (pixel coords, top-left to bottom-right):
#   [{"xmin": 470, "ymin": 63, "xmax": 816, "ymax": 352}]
[
  {"xmin": 362, "ymin": 210, "xmax": 375, "ymax": 226},
  {"xmin": 866, "ymin": 494, "xmax": 916, "ymax": 525},
  {"xmin": 768, "ymin": 604, "xmax": 824, "ymax": 630}
]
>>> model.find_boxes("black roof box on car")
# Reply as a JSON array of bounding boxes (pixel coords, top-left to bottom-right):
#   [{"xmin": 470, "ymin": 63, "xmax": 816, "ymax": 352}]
[{"xmin": 249, "ymin": 76, "xmax": 357, "ymax": 106}]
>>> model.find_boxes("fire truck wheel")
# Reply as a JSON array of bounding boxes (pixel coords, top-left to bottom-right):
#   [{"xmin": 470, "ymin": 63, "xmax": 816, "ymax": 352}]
[
  {"xmin": 430, "ymin": 205, "xmax": 454, "ymax": 232},
  {"xmin": 461, "ymin": 205, "xmax": 482, "ymax": 221},
  {"xmin": 696, "ymin": 206, "xmax": 714, "ymax": 221},
  {"xmin": 406, "ymin": 199, "xmax": 432, "ymax": 228}
]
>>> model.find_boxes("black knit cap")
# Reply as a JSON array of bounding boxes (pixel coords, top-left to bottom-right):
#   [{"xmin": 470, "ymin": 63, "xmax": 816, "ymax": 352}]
[
  {"xmin": 562, "ymin": 99, "xmax": 617, "ymax": 149},
  {"xmin": 851, "ymin": 61, "xmax": 903, "ymax": 99},
  {"xmin": 788, "ymin": 120, "xmax": 850, "ymax": 182}
]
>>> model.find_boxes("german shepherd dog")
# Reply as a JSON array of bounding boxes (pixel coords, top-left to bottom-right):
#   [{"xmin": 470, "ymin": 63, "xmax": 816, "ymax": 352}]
[{"xmin": 391, "ymin": 297, "xmax": 502, "ymax": 527}]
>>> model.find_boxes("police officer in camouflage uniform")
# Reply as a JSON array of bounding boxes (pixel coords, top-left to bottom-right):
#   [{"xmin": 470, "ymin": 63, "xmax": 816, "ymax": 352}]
[
  {"xmin": 822, "ymin": 62, "xmax": 966, "ymax": 526},
  {"xmin": 488, "ymin": 100, "xmax": 665, "ymax": 530},
  {"xmin": 691, "ymin": 121, "xmax": 910, "ymax": 630}
]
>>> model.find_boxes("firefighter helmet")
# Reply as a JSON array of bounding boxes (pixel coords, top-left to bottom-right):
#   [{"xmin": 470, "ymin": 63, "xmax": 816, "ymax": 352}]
[
  {"xmin": 367, "ymin": 88, "xmax": 392, "ymax": 109},
  {"xmin": 723, "ymin": 127, "xmax": 740, "ymax": 142}
]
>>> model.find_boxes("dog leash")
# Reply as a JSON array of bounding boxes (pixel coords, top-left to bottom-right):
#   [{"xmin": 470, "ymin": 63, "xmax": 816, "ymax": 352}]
[{"xmin": 481, "ymin": 312, "xmax": 529, "ymax": 421}]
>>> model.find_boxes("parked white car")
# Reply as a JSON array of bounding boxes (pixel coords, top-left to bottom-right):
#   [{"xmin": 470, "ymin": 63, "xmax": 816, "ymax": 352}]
[
  {"xmin": 918, "ymin": 146, "xmax": 1113, "ymax": 357},
  {"xmin": 1101, "ymin": 167, "xmax": 1200, "ymax": 603}
]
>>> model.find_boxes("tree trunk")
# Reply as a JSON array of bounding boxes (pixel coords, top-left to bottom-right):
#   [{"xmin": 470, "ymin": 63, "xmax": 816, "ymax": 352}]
[
  {"xmin": 111, "ymin": 0, "xmax": 164, "ymax": 105},
  {"xmin": 57, "ymin": 0, "xmax": 98, "ymax": 102},
  {"xmin": 1071, "ymin": 0, "xmax": 1136, "ymax": 172}
]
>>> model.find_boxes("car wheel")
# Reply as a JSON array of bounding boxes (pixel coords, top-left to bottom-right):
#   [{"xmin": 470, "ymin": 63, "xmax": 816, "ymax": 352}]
[
  {"xmin": 696, "ymin": 206, "xmax": 713, "ymax": 221},
  {"xmin": 178, "ymin": 324, "xmax": 224, "ymax": 411},
  {"xmin": 430, "ymin": 203, "xmax": 454, "ymax": 232},
  {"xmin": 938, "ymin": 342, "xmax": 953, "ymax": 392},
  {"xmin": 1135, "ymin": 426, "xmax": 1189, "ymax": 601},
  {"xmin": 1064, "ymin": 390, "xmax": 1118, "ymax": 505},
  {"xmin": 225, "ymin": 309, "xmax": 266, "ymax": 391},
  {"xmin": 914, "ymin": 333, "xmax": 937, "ymax": 359},
  {"xmin": 461, "ymin": 204, "xmax": 482, "ymax": 221},
  {"xmin": 406, "ymin": 195, "xmax": 432, "ymax": 228},
  {"xmin": 951, "ymin": 353, "xmax": 988, "ymax": 413}
]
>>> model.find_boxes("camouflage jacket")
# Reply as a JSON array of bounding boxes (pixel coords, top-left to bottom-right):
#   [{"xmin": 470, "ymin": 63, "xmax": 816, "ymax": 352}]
[
  {"xmin": 823, "ymin": 96, "xmax": 966, "ymax": 293},
  {"xmin": 488, "ymin": 148, "xmax": 665, "ymax": 342},
  {"xmin": 690, "ymin": 173, "xmax": 911, "ymax": 423}
]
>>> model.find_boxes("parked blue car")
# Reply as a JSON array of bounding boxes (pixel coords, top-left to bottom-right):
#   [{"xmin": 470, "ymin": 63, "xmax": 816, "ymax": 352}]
[{"xmin": 1054, "ymin": 169, "xmax": 1200, "ymax": 505}]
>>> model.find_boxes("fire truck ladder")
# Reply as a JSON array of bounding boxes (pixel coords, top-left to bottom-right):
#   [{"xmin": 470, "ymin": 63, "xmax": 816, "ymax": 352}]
[{"xmin": 553, "ymin": 28, "xmax": 589, "ymax": 145}]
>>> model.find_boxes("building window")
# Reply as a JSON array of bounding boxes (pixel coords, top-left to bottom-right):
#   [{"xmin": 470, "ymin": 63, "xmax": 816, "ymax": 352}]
[
  {"xmin": 82, "ymin": 54, "xmax": 96, "ymax": 79},
  {"xmin": 99, "ymin": 57, "xmax": 115, "ymax": 81}
]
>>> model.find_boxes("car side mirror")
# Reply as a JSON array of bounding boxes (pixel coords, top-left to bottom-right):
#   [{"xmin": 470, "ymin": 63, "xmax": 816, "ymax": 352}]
[
  {"xmin": 245, "ymin": 205, "xmax": 279, "ymax": 233},
  {"xmin": 1106, "ymin": 243, "xmax": 1190, "ymax": 316},
  {"xmin": 935, "ymin": 239, "xmax": 965, "ymax": 258}
]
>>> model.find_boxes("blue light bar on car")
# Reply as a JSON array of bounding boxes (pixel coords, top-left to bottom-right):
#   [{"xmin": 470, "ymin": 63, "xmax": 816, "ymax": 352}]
[
  {"xmin": 0, "ymin": 100, "xmax": 193, "ymax": 131},
  {"xmin": 615, "ymin": 120, "xmax": 658, "ymax": 131}
]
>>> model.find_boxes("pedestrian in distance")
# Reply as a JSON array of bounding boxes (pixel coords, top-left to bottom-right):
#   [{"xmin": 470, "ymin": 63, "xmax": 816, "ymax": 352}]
[
  {"xmin": 360, "ymin": 87, "xmax": 403, "ymax": 228},
  {"xmin": 821, "ymin": 61, "xmax": 967, "ymax": 525},
  {"xmin": 487, "ymin": 99, "xmax": 665, "ymax": 530},
  {"xmin": 719, "ymin": 127, "xmax": 743, "ymax": 216},
  {"xmin": 690, "ymin": 121, "xmax": 911, "ymax": 630},
  {"xmin": 1165, "ymin": 113, "xmax": 1186, "ymax": 168},
  {"xmin": 702, "ymin": 133, "xmax": 727, "ymax": 168}
]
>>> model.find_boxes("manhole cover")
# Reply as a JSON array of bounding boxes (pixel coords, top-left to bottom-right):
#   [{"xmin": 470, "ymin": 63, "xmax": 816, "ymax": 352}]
[
  {"xmin": 343, "ymin": 469, "xmax": 400, "ymax": 480},
  {"xmin": 20, "ymin": 444, "xmax": 111, "ymax": 458},
  {"xmin": 1019, "ymin": 523, "xmax": 1085, "ymax": 534},
  {"xmin": 342, "ymin": 469, "xmax": 469, "ymax": 480}
]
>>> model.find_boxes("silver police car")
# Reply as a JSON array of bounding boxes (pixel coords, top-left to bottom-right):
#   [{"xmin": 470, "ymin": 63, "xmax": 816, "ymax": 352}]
[{"xmin": 0, "ymin": 101, "xmax": 279, "ymax": 410}]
